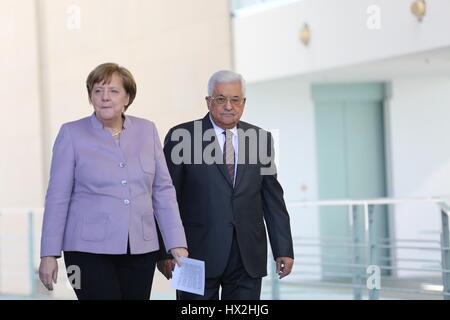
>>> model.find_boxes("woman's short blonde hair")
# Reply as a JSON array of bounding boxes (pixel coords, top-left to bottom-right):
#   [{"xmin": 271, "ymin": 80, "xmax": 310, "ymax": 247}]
[{"xmin": 86, "ymin": 63, "xmax": 137, "ymax": 111}]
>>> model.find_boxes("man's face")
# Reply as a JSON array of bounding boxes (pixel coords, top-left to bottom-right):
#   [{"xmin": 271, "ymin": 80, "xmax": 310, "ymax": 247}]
[{"xmin": 206, "ymin": 82, "xmax": 246, "ymax": 130}]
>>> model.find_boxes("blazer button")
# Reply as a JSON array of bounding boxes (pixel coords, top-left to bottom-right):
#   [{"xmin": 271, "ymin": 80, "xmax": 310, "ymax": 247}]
[
  {"xmin": 124, "ymin": 199, "xmax": 130, "ymax": 205},
  {"xmin": 119, "ymin": 162, "xmax": 126, "ymax": 168},
  {"xmin": 121, "ymin": 180, "xmax": 127, "ymax": 186}
]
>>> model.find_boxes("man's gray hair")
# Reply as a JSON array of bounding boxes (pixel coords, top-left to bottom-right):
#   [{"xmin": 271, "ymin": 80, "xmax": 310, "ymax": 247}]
[{"xmin": 207, "ymin": 70, "xmax": 246, "ymax": 97}]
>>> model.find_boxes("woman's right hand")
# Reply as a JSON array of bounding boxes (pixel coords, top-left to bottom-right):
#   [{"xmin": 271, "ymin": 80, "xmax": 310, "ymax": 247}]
[
  {"xmin": 157, "ymin": 247, "xmax": 188, "ymax": 280},
  {"xmin": 170, "ymin": 247, "xmax": 189, "ymax": 267},
  {"xmin": 39, "ymin": 256, "xmax": 58, "ymax": 291}
]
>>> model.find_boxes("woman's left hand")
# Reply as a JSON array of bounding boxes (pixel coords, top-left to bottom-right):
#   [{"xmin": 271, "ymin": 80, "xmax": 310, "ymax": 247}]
[{"xmin": 169, "ymin": 247, "xmax": 188, "ymax": 266}]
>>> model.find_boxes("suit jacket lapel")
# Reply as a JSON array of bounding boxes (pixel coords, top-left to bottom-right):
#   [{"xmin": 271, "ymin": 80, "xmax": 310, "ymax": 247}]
[
  {"xmin": 234, "ymin": 121, "xmax": 247, "ymax": 191},
  {"xmin": 201, "ymin": 114, "xmax": 233, "ymax": 188}
]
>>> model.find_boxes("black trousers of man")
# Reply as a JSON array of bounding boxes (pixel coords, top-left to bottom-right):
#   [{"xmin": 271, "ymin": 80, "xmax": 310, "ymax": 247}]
[
  {"xmin": 177, "ymin": 231, "xmax": 262, "ymax": 300},
  {"xmin": 63, "ymin": 241, "xmax": 158, "ymax": 300}
]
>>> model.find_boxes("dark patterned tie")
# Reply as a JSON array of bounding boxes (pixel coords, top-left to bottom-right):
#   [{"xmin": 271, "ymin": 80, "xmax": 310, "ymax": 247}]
[{"xmin": 223, "ymin": 130, "xmax": 235, "ymax": 184}]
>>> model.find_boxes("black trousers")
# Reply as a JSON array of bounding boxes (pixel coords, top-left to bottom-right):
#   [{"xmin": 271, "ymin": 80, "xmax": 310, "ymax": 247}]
[
  {"xmin": 63, "ymin": 241, "xmax": 158, "ymax": 300},
  {"xmin": 177, "ymin": 231, "xmax": 262, "ymax": 300}
]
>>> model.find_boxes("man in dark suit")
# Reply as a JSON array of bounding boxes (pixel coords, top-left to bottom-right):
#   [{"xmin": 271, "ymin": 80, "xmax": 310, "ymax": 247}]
[{"xmin": 157, "ymin": 70, "xmax": 294, "ymax": 300}]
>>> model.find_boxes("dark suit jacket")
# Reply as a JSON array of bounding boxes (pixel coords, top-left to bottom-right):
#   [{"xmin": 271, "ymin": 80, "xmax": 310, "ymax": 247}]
[{"xmin": 161, "ymin": 113, "xmax": 294, "ymax": 278}]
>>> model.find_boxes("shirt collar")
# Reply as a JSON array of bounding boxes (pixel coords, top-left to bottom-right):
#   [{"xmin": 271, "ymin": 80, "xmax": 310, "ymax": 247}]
[
  {"xmin": 209, "ymin": 114, "xmax": 238, "ymax": 136},
  {"xmin": 90, "ymin": 112, "xmax": 131, "ymax": 129}
]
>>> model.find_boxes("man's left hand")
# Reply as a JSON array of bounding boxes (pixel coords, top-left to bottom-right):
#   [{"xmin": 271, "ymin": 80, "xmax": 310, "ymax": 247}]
[{"xmin": 276, "ymin": 257, "xmax": 294, "ymax": 279}]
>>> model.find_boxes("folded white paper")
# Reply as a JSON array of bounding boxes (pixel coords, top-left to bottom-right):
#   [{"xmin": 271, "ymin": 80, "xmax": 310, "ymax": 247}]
[{"xmin": 170, "ymin": 257, "xmax": 205, "ymax": 296}]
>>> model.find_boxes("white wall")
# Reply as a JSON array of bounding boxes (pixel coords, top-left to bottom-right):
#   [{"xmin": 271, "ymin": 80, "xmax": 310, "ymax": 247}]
[
  {"xmin": 389, "ymin": 76, "xmax": 450, "ymax": 199},
  {"xmin": 0, "ymin": 0, "xmax": 45, "ymax": 208},
  {"xmin": 232, "ymin": 0, "xmax": 450, "ymax": 280},
  {"xmin": 243, "ymin": 77, "xmax": 317, "ymax": 203},
  {"xmin": 388, "ymin": 76, "xmax": 450, "ymax": 277},
  {"xmin": 242, "ymin": 73, "xmax": 450, "ymax": 279},
  {"xmin": 1, "ymin": 0, "xmax": 232, "ymax": 298},
  {"xmin": 38, "ymin": 0, "xmax": 232, "ymax": 187},
  {"xmin": 243, "ymin": 77, "xmax": 320, "ymax": 253},
  {"xmin": 233, "ymin": 0, "xmax": 450, "ymax": 83},
  {"xmin": 0, "ymin": 0, "xmax": 45, "ymax": 296},
  {"xmin": 1, "ymin": 0, "xmax": 233, "ymax": 208}
]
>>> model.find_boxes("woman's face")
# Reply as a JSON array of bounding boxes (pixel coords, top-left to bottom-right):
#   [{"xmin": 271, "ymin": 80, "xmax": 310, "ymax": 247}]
[{"xmin": 91, "ymin": 73, "xmax": 130, "ymax": 122}]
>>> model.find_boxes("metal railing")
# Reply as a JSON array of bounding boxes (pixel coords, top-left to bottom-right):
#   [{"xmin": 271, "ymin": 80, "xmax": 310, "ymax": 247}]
[
  {"xmin": 0, "ymin": 208, "xmax": 43, "ymax": 298},
  {"xmin": 267, "ymin": 197, "xmax": 450, "ymax": 300},
  {"xmin": 231, "ymin": 0, "xmax": 301, "ymax": 15},
  {"xmin": 1, "ymin": 197, "xmax": 450, "ymax": 300}
]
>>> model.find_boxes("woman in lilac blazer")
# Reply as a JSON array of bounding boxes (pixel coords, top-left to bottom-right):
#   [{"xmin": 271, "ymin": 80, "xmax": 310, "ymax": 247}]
[{"xmin": 38, "ymin": 63, "xmax": 188, "ymax": 300}]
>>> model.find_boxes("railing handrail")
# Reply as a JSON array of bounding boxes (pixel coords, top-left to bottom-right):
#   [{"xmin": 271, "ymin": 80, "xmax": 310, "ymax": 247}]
[
  {"xmin": 1, "ymin": 196, "xmax": 449, "ymax": 213},
  {"xmin": 0, "ymin": 208, "xmax": 44, "ymax": 213},
  {"xmin": 288, "ymin": 196, "xmax": 450, "ymax": 207},
  {"xmin": 279, "ymin": 196, "xmax": 450, "ymax": 300},
  {"xmin": 2, "ymin": 197, "xmax": 450, "ymax": 299},
  {"xmin": 232, "ymin": 0, "xmax": 301, "ymax": 17}
]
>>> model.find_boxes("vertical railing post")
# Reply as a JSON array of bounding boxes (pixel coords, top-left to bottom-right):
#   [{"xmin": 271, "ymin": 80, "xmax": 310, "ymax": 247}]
[
  {"xmin": 28, "ymin": 211, "xmax": 37, "ymax": 297},
  {"xmin": 367, "ymin": 204, "xmax": 379, "ymax": 300},
  {"xmin": 349, "ymin": 204, "xmax": 362, "ymax": 300},
  {"xmin": 441, "ymin": 208, "xmax": 450, "ymax": 300},
  {"xmin": 270, "ymin": 256, "xmax": 280, "ymax": 300}
]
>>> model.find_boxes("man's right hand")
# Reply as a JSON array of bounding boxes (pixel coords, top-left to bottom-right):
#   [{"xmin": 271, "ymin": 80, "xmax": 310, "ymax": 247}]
[
  {"xmin": 39, "ymin": 256, "xmax": 58, "ymax": 291},
  {"xmin": 157, "ymin": 259, "xmax": 175, "ymax": 280}
]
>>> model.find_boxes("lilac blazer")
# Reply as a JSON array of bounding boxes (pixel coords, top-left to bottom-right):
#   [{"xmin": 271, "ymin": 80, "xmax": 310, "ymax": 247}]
[{"xmin": 40, "ymin": 113, "xmax": 187, "ymax": 258}]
